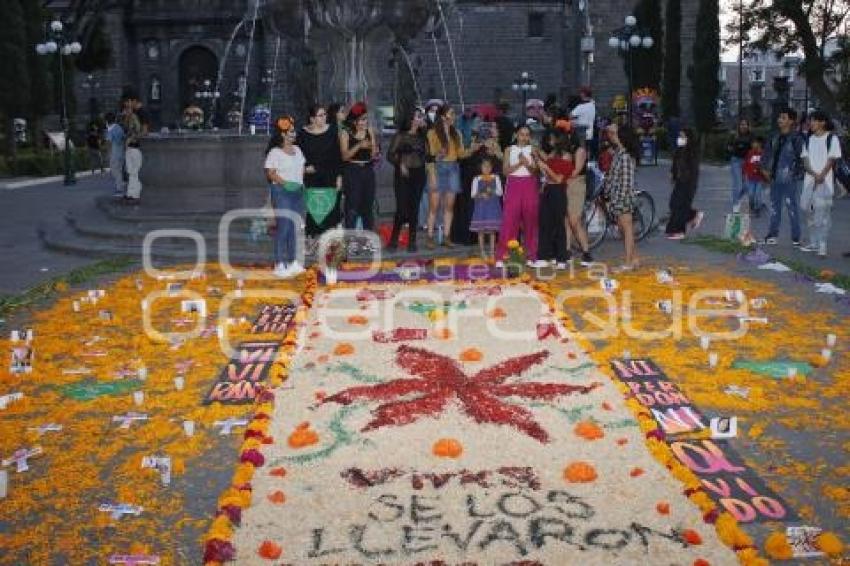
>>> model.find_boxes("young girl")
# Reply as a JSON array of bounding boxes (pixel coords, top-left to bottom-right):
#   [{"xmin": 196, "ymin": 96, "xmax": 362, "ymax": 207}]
[
  {"xmin": 496, "ymin": 125, "xmax": 539, "ymax": 266},
  {"xmin": 534, "ymin": 132, "xmax": 573, "ymax": 268},
  {"xmin": 470, "ymin": 157, "xmax": 504, "ymax": 260},
  {"xmin": 265, "ymin": 116, "xmax": 307, "ymax": 278},
  {"xmin": 665, "ymin": 128, "xmax": 704, "ymax": 239},
  {"xmin": 743, "ymin": 136, "xmax": 767, "ymax": 217},
  {"xmin": 601, "ymin": 123, "xmax": 640, "ymax": 270},
  {"xmin": 124, "ymin": 137, "xmax": 143, "ymax": 205}
]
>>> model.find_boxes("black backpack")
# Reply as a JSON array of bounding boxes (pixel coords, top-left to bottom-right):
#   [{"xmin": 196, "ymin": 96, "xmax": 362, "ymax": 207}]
[{"xmin": 805, "ymin": 132, "xmax": 850, "ymax": 188}]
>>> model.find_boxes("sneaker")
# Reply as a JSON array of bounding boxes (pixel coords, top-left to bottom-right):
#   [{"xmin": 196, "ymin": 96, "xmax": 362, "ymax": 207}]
[
  {"xmin": 555, "ymin": 262, "xmax": 568, "ymax": 270},
  {"xmin": 529, "ymin": 260, "xmax": 549, "ymax": 269},
  {"xmin": 666, "ymin": 233, "xmax": 686, "ymax": 240},
  {"xmin": 792, "ymin": 241, "xmax": 802, "ymax": 247},
  {"xmin": 692, "ymin": 211, "xmax": 705, "ymax": 230},
  {"xmin": 761, "ymin": 237, "xmax": 778, "ymax": 245},
  {"xmin": 818, "ymin": 243, "xmax": 827, "ymax": 257},
  {"xmin": 580, "ymin": 252, "xmax": 594, "ymax": 266},
  {"xmin": 288, "ymin": 261, "xmax": 306, "ymax": 276},
  {"xmin": 799, "ymin": 244, "xmax": 817, "ymax": 253},
  {"xmin": 495, "ymin": 261, "xmax": 505, "ymax": 268},
  {"xmin": 273, "ymin": 263, "xmax": 291, "ymax": 278}
]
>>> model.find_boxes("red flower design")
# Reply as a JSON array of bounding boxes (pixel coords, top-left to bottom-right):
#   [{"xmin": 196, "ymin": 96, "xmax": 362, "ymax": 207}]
[{"xmin": 319, "ymin": 345, "xmax": 601, "ymax": 443}]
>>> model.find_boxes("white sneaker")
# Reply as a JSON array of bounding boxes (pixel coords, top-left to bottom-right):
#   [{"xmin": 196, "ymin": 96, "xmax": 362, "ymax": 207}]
[
  {"xmin": 799, "ymin": 244, "xmax": 817, "ymax": 253},
  {"xmin": 288, "ymin": 261, "xmax": 306, "ymax": 276},
  {"xmin": 530, "ymin": 260, "xmax": 549, "ymax": 269},
  {"xmin": 555, "ymin": 262, "xmax": 568, "ymax": 270},
  {"xmin": 273, "ymin": 263, "xmax": 291, "ymax": 278},
  {"xmin": 818, "ymin": 243, "xmax": 827, "ymax": 257}
]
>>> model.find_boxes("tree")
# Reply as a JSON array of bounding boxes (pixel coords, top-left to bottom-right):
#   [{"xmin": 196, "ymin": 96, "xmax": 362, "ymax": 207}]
[
  {"xmin": 662, "ymin": 0, "xmax": 682, "ymax": 119},
  {"xmin": 691, "ymin": 0, "xmax": 721, "ymax": 134},
  {"xmin": 22, "ymin": 0, "xmax": 53, "ymax": 151},
  {"xmin": 729, "ymin": 0, "xmax": 850, "ymax": 116},
  {"xmin": 631, "ymin": 0, "xmax": 664, "ymax": 91},
  {"xmin": 0, "ymin": 0, "xmax": 31, "ymax": 158},
  {"xmin": 75, "ymin": 15, "xmax": 112, "ymax": 73}
]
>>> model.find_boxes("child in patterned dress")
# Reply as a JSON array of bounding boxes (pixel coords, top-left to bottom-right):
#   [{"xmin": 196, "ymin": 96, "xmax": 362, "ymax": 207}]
[{"xmin": 470, "ymin": 157, "xmax": 504, "ymax": 260}]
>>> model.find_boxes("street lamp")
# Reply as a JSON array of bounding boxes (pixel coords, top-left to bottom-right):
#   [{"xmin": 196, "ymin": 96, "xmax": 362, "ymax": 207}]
[
  {"xmin": 261, "ymin": 69, "xmax": 275, "ymax": 133},
  {"xmin": 608, "ymin": 15, "xmax": 653, "ymax": 128},
  {"xmin": 36, "ymin": 19, "xmax": 82, "ymax": 186},
  {"xmin": 194, "ymin": 79, "xmax": 220, "ymax": 129},
  {"xmin": 82, "ymin": 73, "xmax": 100, "ymax": 124},
  {"xmin": 512, "ymin": 71, "xmax": 538, "ymax": 121}
]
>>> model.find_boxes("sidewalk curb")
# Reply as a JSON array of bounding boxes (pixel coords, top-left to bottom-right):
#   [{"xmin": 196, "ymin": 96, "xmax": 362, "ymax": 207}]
[{"xmin": 0, "ymin": 170, "xmax": 102, "ymax": 191}]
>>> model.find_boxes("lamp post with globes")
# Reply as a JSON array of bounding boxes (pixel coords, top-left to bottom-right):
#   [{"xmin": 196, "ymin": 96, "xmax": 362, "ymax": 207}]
[
  {"xmin": 512, "ymin": 71, "xmax": 537, "ymax": 122},
  {"xmin": 608, "ymin": 15, "xmax": 654, "ymax": 128},
  {"xmin": 36, "ymin": 19, "xmax": 82, "ymax": 186}
]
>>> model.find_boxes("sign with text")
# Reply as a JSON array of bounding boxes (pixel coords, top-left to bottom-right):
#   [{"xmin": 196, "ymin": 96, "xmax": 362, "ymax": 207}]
[
  {"xmin": 669, "ymin": 439, "xmax": 797, "ymax": 523},
  {"xmin": 609, "ymin": 358, "xmax": 707, "ymax": 435},
  {"xmin": 251, "ymin": 303, "xmax": 296, "ymax": 334},
  {"xmin": 205, "ymin": 341, "xmax": 279, "ymax": 404}
]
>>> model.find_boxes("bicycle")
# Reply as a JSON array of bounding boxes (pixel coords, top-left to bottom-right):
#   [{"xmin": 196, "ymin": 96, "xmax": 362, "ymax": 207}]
[{"xmin": 581, "ymin": 163, "xmax": 656, "ymax": 251}]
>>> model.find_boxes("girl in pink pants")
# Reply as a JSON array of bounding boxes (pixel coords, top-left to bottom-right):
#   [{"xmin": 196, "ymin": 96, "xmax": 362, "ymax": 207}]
[{"xmin": 497, "ymin": 125, "xmax": 540, "ymax": 264}]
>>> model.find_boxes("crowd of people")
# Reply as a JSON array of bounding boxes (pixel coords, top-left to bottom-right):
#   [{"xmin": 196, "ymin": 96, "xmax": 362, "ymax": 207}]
[
  {"xmin": 262, "ymin": 91, "xmax": 651, "ymax": 277},
  {"xmin": 726, "ymin": 108, "xmax": 845, "ymax": 257}
]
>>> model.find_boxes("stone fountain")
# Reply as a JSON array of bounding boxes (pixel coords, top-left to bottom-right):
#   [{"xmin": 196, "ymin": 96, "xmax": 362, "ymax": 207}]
[{"xmin": 137, "ymin": 0, "xmax": 436, "ymax": 214}]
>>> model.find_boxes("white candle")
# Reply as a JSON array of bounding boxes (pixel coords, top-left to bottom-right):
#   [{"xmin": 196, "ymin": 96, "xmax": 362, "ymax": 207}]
[
  {"xmin": 826, "ymin": 333, "xmax": 837, "ymax": 347},
  {"xmin": 700, "ymin": 336, "xmax": 711, "ymax": 350},
  {"xmin": 0, "ymin": 470, "xmax": 7, "ymax": 498},
  {"xmin": 133, "ymin": 391, "xmax": 145, "ymax": 406},
  {"xmin": 183, "ymin": 420, "xmax": 195, "ymax": 437},
  {"xmin": 10, "ymin": 331, "xmax": 19, "ymax": 342},
  {"xmin": 708, "ymin": 352, "xmax": 719, "ymax": 368},
  {"xmin": 137, "ymin": 367, "xmax": 148, "ymax": 381},
  {"xmin": 174, "ymin": 376, "xmax": 185, "ymax": 391},
  {"xmin": 73, "ymin": 301, "xmax": 80, "ymax": 312},
  {"xmin": 25, "ymin": 329, "xmax": 33, "ymax": 341},
  {"xmin": 821, "ymin": 348, "xmax": 832, "ymax": 362},
  {"xmin": 787, "ymin": 366, "xmax": 797, "ymax": 378}
]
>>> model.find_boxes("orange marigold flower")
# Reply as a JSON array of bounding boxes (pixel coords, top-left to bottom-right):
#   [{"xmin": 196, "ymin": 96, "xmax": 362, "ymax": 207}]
[
  {"xmin": 764, "ymin": 531, "xmax": 793, "ymax": 560},
  {"xmin": 258, "ymin": 540, "xmax": 283, "ymax": 560},
  {"xmin": 333, "ymin": 343, "xmax": 354, "ymax": 355},
  {"xmin": 574, "ymin": 420, "xmax": 605, "ymax": 441},
  {"xmin": 459, "ymin": 348, "xmax": 483, "ymax": 362},
  {"xmin": 815, "ymin": 531, "xmax": 844, "ymax": 556},
  {"xmin": 656, "ymin": 502, "xmax": 670, "ymax": 515},
  {"xmin": 629, "ymin": 467, "xmax": 644, "ymax": 477},
  {"xmin": 287, "ymin": 422, "xmax": 319, "ymax": 448},
  {"xmin": 563, "ymin": 461, "xmax": 597, "ymax": 483},
  {"xmin": 682, "ymin": 529, "xmax": 702, "ymax": 545},
  {"xmin": 267, "ymin": 491, "xmax": 286, "ymax": 505},
  {"xmin": 269, "ymin": 467, "xmax": 287, "ymax": 478},
  {"xmin": 432, "ymin": 438, "xmax": 463, "ymax": 459}
]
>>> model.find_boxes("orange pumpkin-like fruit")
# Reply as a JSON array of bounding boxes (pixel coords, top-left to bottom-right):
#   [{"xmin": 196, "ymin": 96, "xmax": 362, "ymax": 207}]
[
  {"xmin": 432, "ymin": 438, "xmax": 463, "ymax": 458},
  {"xmin": 459, "ymin": 348, "xmax": 483, "ymax": 362},
  {"xmin": 563, "ymin": 461, "xmax": 597, "ymax": 483},
  {"xmin": 574, "ymin": 421, "xmax": 605, "ymax": 441},
  {"xmin": 333, "ymin": 343, "xmax": 355, "ymax": 356},
  {"xmin": 258, "ymin": 540, "xmax": 283, "ymax": 560},
  {"xmin": 287, "ymin": 422, "xmax": 319, "ymax": 448}
]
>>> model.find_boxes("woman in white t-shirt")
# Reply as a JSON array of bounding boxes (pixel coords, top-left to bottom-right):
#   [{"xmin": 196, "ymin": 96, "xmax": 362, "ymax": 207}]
[
  {"xmin": 800, "ymin": 110, "xmax": 842, "ymax": 257},
  {"xmin": 265, "ymin": 116, "xmax": 307, "ymax": 277}
]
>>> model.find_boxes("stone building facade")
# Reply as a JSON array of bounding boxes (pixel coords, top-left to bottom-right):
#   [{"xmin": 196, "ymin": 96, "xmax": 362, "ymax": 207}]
[{"xmin": 68, "ymin": 0, "xmax": 700, "ymax": 130}]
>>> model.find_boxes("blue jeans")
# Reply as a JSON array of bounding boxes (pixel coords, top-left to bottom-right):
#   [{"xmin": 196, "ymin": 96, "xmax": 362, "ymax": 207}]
[
  {"xmin": 766, "ymin": 180, "xmax": 801, "ymax": 242},
  {"xmin": 269, "ymin": 184, "xmax": 304, "ymax": 265},
  {"xmin": 745, "ymin": 180, "xmax": 764, "ymax": 211},
  {"xmin": 730, "ymin": 157, "xmax": 745, "ymax": 206}
]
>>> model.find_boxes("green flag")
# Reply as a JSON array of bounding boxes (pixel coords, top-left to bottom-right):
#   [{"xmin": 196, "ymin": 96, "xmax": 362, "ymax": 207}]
[{"xmin": 305, "ymin": 187, "xmax": 338, "ymax": 225}]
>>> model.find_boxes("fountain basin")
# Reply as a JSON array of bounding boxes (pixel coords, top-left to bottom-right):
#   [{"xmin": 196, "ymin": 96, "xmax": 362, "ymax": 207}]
[{"xmin": 139, "ymin": 132, "xmax": 269, "ymax": 212}]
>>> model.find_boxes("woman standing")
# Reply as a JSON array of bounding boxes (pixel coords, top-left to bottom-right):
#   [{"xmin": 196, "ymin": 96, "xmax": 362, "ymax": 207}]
[
  {"xmin": 426, "ymin": 105, "xmax": 477, "ymax": 248},
  {"xmin": 601, "ymin": 123, "xmax": 640, "ymax": 270},
  {"xmin": 563, "ymin": 129, "xmax": 594, "ymax": 265},
  {"xmin": 727, "ymin": 118, "xmax": 753, "ymax": 210},
  {"xmin": 297, "ymin": 104, "xmax": 343, "ymax": 238},
  {"xmin": 387, "ymin": 107, "xmax": 429, "ymax": 252},
  {"xmin": 265, "ymin": 116, "xmax": 307, "ymax": 278},
  {"xmin": 496, "ymin": 124, "xmax": 539, "ymax": 266},
  {"xmin": 339, "ymin": 102, "xmax": 378, "ymax": 230},
  {"xmin": 665, "ymin": 128, "xmax": 704, "ymax": 239}
]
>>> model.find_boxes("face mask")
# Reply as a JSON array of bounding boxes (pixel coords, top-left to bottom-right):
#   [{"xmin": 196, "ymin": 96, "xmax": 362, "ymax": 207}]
[
  {"xmin": 677, "ymin": 137, "xmax": 687, "ymax": 148},
  {"xmin": 427, "ymin": 112, "xmax": 436, "ymax": 122}
]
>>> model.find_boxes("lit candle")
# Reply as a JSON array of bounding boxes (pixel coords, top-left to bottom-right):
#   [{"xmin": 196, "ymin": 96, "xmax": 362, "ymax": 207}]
[
  {"xmin": 708, "ymin": 352, "xmax": 719, "ymax": 368},
  {"xmin": 174, "ymin": 376, "xmax": 185, "ymax": 391},
  {"xmin": 183, "ymin": 420, "xmax": 195, "ymax": 437},
  {"xmin": 826, "ymin": 333, "xmax": 837, "ymax": 347},
  {"xmin": 700, "ymin": 336, "xmax": 711, "ymax": 350},
  {"xmin": 787, "ymin": 366, "xmax": 797, "ymax": 379},
  {"xmin": 137, "ymin": 367, "xmax": 148, "ymax": 380},
  {"xmin": 133, "ymin": 391, "xmax": 144, "ymax": 406}
]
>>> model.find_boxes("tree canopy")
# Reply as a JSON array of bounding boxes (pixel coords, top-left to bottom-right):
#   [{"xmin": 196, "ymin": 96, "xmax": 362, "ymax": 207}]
[{"xmin": 692, "ymin": 0, "xmax": 721, "ymax": 133}]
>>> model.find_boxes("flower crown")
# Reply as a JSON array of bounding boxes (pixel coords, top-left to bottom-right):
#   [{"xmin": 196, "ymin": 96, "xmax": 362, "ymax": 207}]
[{"xmin": 276, "ymin": 116, "xmax": 294, "ymax": 133}]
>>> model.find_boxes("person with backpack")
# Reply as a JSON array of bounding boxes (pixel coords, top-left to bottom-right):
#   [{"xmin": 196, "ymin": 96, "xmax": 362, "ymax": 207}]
[
  {"xmin": 800, "ymin": 110, "xmax": 842, "ymax": 257},
  {"xmin": 760, "ymin": 108, "xmax": 805, "ymax": 246}
]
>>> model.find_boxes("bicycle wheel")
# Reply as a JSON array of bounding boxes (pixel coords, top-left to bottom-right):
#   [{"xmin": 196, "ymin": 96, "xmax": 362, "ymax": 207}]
[
  {"xmin": 583, "ymin": 200, "xmax": 608, "ymax": 250},
  {"xmin": 633, "ymin": 190, "xmax": 656, "ymax": 241}
]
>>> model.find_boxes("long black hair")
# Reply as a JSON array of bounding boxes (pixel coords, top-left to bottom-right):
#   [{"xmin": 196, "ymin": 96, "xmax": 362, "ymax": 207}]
[
  {"xmin": 618, "ymin": 125, "xmax": 641, "ymax": 162},
  {"xmin": 434, "ymin": 104, "xmax": 461, "ymax": 150},
  {"xmin": 307, "ymin": 103, "xmax": 326, "ymax": 121},
  {"xmin": 673, "ymin": 127, "xmax": 700, "ymax": 184},
  {"xmin": 265, "ymin": 130, "xmax": 284, "ymax": 155}
]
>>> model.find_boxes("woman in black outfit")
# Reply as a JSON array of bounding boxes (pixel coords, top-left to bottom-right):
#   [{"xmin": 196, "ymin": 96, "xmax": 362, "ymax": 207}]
[
  {"xmin": 339, "ymin": 102, "xmax": 378, "ymax": 230},
  {"xmin": 297, "ymin": 104, "xmax": 343, "ymax": 237},
  {"xmin": 387, "ymin": 107, "xmax": 429, "ymax": 252},
  {"xmin": 665, "ymin": 128, "xmax": 704, "ymax": 238}
]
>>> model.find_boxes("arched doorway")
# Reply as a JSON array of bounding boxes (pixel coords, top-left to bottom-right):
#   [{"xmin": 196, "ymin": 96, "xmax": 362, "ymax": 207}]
[{"xmin": 178, "ymin": 46, "xmax": 218, "ymax": 118}]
